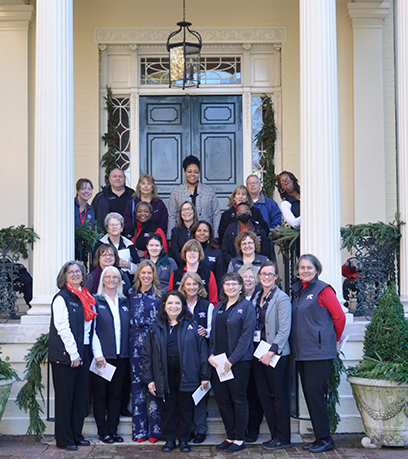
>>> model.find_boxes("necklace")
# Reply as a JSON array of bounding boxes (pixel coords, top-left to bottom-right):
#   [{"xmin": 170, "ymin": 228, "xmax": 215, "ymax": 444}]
[{"xmin": 168, "ymin": 323, "xmax": 177, "ymax": 334}]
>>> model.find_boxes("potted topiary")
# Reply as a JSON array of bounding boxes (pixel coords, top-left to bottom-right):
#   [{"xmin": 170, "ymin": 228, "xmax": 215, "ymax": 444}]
[
  {"xmin": 347, "ymin": 284, "xmax": 408, "ymax": 448},
  {"xmin": 0, "ymin": 347, "xmax": 19, "ymax": 424}
]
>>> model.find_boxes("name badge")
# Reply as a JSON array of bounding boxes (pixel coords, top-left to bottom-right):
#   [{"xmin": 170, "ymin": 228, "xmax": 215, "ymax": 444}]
[{"xmin": 253, "ymin": 330, "xmax": 261, "ymax": 342}]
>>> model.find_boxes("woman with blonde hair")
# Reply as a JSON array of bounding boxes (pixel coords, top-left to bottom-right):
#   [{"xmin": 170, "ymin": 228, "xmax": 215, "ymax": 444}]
[
  {"xmin": 124, "ymin": 174, "xmax": 168, "ymax": 236},
  {"xmin": 168, "ymin": 239, "xmax": 218, "ymax": 306},
  {"xmin": 129, "ymin": 260, "xmax": 162, "ymax": 443}
]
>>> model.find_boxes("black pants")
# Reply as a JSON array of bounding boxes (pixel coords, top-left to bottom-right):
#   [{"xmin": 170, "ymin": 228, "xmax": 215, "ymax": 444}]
[
  {"xmin": 92, "ymin": 357, "xmax": 129, "ymax": 436},
  {"xmin": 297, "ymin": 359, "xmax": 333, "ymax": 441},
  {"xmin": 211, "ymin": 360, "xmax": 252, "ymax": 441},
  {"xmin": 160, "ymin": 356, "xmax": 194, "ymax": 442},
  {"xmin": 51, "ymin": 346, "xmax": 91, "ymax": 448},
  {"xmin": 246, "ymin": 360, "xmax": 264, "ymax": 436},
  {"xmin": 253, "ymin": 355, "xmax": 291, "ymax": 442}
]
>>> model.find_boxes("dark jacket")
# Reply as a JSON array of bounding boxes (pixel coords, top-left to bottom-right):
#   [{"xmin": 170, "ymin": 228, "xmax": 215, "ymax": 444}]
[
  {"xmin": 143, "ymin": 252, "xmax": 178, "ymax": 295},
  {"xmin": 291, "ymin": 276, "xmax": 337, "ymax": 361},
  {"xmin": 200, "ymin": 243, "xmax": 224, "ymax": 289},
  {"xmin": 141, "ymin": 318, "xmax": 211, "ymax": 399},
  {"xmin": 124, "ymin": 197, "xmax": 168, "ymax": 237},
  {"xmin": 93, "ymin": 295, "xmax": 131, "ymax": 359},
  {"xmin": 219, "ymin": 206, "xmax": 269, "ymax": 244},
  {"xmin": 92, "ymin": 185, "xmax": 134, "ymax": 231},
  {"xmin": 170, "ymin": 226, "xmax": 190, "ymax": 268},
  {"xmin": 227, "ymin": 253, "xmax": 269, "ymax": 273},
  {"xmin": 209, "ymin": 298, "xmax": 256, "ymax": 365},
  {"xmin": 221, "ymin": 220, "xmax": 269, "ymax": 266},
  {"xmin": 85, "ymin": 268, "xmax": 132, "ymax": 297},
  {"xmin": 49, "ymin": 287, "xmax": 85, "ymax": 365},
  {"xmin": 191, "ymin": 297, "xmax": 213, "ymax": 329},
  {"xmin": 74, "ymin": 197, "xmax": 95, "ymax": 229}
]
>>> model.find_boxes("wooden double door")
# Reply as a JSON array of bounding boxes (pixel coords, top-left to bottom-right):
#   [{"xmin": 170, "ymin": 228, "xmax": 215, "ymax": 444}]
[{"xmin": 139, "ymin": 95, "xmax": 243, "ymax": 210}]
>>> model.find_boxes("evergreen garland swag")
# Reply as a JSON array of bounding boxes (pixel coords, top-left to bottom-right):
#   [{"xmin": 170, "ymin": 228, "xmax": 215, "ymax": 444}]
[
  {"xmin": 15, "ymin": 333, "xmax": 49, "ymax": 440},
  {"xmin": 101, "ymin": 86, "xmax": 119, "ymax": 185},
  {"xmin": 255, "ymin": 95, "xmax": 278, "ymax": 197}
]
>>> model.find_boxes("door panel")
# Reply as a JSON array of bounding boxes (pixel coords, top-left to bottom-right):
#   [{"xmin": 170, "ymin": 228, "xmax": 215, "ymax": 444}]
[{"xmin": 140, "ymin": 95, "xmax": 242, "ymax": 210}]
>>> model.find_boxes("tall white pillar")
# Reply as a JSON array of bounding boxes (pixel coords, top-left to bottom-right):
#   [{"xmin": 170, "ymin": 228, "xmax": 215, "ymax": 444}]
[
  {"xmin": 348, "ymin": 2, "xmax": 390, "ymax": 224},
  {"xmin": 396, "ymin": 0, "xmax": 408, "ymax": 310},
  {"xmin": 299, "ymin": 0, "xmax": 344, "ymax": 304},
  {"xmin": 22, "ymin": 0, "xmax": 74, "ymax": 324}
]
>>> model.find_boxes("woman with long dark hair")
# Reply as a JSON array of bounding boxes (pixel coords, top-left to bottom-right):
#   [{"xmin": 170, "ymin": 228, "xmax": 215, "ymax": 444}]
[{"xmin": 141, "ymin": 291, "xmax": 210, "ymax": 453}]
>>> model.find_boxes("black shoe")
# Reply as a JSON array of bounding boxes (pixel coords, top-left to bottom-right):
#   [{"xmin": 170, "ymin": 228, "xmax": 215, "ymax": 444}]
[
  {"xmin": 262, "ymin": 438, "xmax": 292, "ymax": 450},
  {"xmin": 226, "ymin": 442, "xmax": 246, "ymax": 453},
  {"xmin": 189, "ymin": 432, "xmax": 196, "ymax": 441},
  {"xmin": 303, "ymin": 440, "xmax": 318, "ymax": 450},
  {"xmin": 111, "ymin": 433, "xmax": 124, "ymax": 443},
  {"xmin": 58, "ymin": 445, "xmax": 78, "ymax": 451},
  {"xmin": 216, "ymin": 440, "xmax": 233, "ymax": 450},
  {"xmin": 245, "ymin": 432, "xmax": 258, "ymax": 443},
  {"xmin": 99, "ymin": 434, "xmax": 114, "ymax": 444},
  {"xmin": 162, "ymin": 441, "xmax": 177, "ymax": 452},
  {"xmin": 193, "ymin": 433, "xmax": 206, "ymax": 443},
  {"xmin": 76, "ymin": 439, "xmax": 91, "ymax": 446},
  {"xmin": 309, "ymin": 438, "xmax": 336, "ymax": 453},
  {"xmin": 179, "ymin": 441, "xmax": 191, "ymax": 452},
  {"xmin": 120, "ymin": 408, "xmax": 132, "ymax": 417}
]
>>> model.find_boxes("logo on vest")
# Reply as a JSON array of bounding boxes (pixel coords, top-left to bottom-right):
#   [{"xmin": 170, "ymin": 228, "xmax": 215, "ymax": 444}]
[
  {"xmin": 188, "ymin": 324, "xmax": 194, "ymax": 330},
  {"xmin": 198, "ymin": 312, "xmax": 206, "ymax": 318},
  {"xmin": 237, "ymin": 309, "xmax": 243, "ymax": 314},
  {"xmin": 306, "ymin": 294, "xmax": 314, "ymax": 300},
  {"xmin": 208, "ymin": 256, "xmax": 216, "ymax": 262}
]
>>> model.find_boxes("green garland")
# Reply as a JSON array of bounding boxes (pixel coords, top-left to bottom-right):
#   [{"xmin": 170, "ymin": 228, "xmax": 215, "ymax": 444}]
[
  {"xmin": 271, "ymin": 224, "xmax": 300, "ymax": 258},
  {"xmin": 15, "ymin": 333, "xmax": 49, "ymax": 440},
  {"xmin": 328, "ymin": 354, "xmax": 345, "ymax": 433},
  {"xmin": 255, "ymin": 95, "xmax": 278, "ymax": 197},
  {"xmin": 0, "ymin": 226, "xmax": 39, "ymax": 259},
  {"xmin": 101, "ymin": 86, "xmax": 119, "ymax": 185}
]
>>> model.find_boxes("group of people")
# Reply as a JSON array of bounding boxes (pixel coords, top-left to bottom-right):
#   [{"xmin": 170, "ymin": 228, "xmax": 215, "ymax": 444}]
[{"xmin": 50, "ymin": 156, "xmax": 344, "ymax": 454}]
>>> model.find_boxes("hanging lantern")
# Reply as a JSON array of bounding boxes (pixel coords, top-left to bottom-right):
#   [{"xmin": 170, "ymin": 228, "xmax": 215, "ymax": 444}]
[{"xmin": 166, "ymin": 0, "xmax": 202, "ymax": 89}]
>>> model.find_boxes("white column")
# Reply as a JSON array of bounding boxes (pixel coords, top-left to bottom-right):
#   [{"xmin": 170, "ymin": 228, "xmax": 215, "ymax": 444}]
[
  {"xmin": 396, "ymin": 0, "xmax": 408, "ymax": 310},
  {"xmin": 348, "ymin": 2, "xmax": 390, "ymax": 224},
  {"xmin": 22, "ymin": 0, "xmax": 74, "ymax": 324},
  {"xmin": 0, "ymin": 5, "xmax": 33, "ymax": 227},
  {"xmin": 299, "ymin": 0, "xmax": 346, "ymax": 311}
]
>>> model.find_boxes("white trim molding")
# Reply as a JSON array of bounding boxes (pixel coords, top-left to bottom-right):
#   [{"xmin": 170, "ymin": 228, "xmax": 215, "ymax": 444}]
[
  {"xmin": 94, "ymin": 26, "xmax": 287, "ymax": 45},
  {"xmin": 0, "ymin": 4, "xmax": 33, "ymax": 30}
]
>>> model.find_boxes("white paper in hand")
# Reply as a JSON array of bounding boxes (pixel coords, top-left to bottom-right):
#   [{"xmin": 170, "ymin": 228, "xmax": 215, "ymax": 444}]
[
  {"xmin": 89, "ymin": 357, "xmax": 116, "ymax": 382},
  {"xmin": 253, "ymin": 340, "xmax": 281, "ymax": 368},
  {"xmin": 192, "ymin": 382, "xmax": 212, "ymax": 406},
  {"xmin": 212, "ymin": 353, "xmax": 234, "ymax": 382}
]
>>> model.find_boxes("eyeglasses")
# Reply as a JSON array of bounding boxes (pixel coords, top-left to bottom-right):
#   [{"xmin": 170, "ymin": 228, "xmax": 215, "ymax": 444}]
[
  {"xmin": 241, "ymin": 241, "xmax": 255, "ymax": 247},
  {"xmin": 280, "ymin": 178, "xmax": 292, "ymax": 186},
  {"xmin": 101, "ymin": 253, "xmax": 114, "ymax": 258},
  {"xmin": 259, "ymin": 272, "xmax": 277, "ymax": 278},
  {"xmin": 243, "ymin": 275, "xmax": 255, "ymax": 281},
  {"xmin": 67, "ymin": 270, "xmax": 81, "ymax": 276},
  {"xmin": 108, "ymin": 223, "xmax": 121, "ymax": 228},
  {"xmin": 224, "ymin": 281, "xmax": 239, "ymax": 287},
  {"xmin": 181, "ymin": 208, "xmax": 193, "ymax": 213},
  {"xmin": 187, "ymin": 249, "xmax": 199, "ymax": 253}
]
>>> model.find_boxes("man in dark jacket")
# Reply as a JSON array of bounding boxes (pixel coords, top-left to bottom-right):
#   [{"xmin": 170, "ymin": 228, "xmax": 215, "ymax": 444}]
[{"xmin": 92, "ymin": 168, "xmax": 134, "ymax": 231}]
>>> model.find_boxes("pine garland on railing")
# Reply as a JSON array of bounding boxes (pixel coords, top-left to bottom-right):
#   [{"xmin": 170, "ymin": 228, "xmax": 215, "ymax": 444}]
[
  {"xmin": 15, "ymin": 333, "xmax": 49, "ymax": 440},
  {"xmin": 328, "ymin": 354, "xmax": 345, "ymax": 433},
  {"xmin": 255, "ymin": 94, "xmax": 278, "ymax": 197},
  {"xmin": 101, "ymin": 86, "xmax": 119, "ymax": 185}
]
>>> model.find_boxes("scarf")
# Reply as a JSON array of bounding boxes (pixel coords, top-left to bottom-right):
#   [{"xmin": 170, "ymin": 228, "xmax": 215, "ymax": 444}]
[{"xmin": 65, "ymin": 282, "xmax": 97, "ymax": 322}]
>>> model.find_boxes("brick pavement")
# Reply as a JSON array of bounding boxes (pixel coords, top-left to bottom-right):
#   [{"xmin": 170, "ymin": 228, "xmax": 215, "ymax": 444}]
[{"xmin": 0, "ymin": 435, "xmax": 408, "ymax": 459}]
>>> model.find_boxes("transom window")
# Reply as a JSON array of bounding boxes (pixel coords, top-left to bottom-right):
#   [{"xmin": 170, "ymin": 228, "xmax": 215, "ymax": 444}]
[{"xmin": 140, "ymin": 56, "xmax": 241, "ymax": 85}]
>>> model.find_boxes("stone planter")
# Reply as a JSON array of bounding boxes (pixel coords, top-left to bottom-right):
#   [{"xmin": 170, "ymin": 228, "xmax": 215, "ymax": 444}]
[
  {"xmin": 0, "ymin": 378, "xmax": 14, "ymax": 423},
  {"xmin": 348, "ymin": 376, "xmax": 408, "ymax": 447}
]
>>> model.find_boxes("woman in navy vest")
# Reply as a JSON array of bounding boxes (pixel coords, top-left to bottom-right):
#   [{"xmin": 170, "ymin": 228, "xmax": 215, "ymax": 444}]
[
  {"xmin": 129, "ymin": 260, "xmax": 162, "ymax": 442},
  {"xmin": 49, "ymin": 261, "xmax": 96, "ymax": 451},
  {"xmin": 291, "ymin": 254, "xmax": 346, "ymax": 453},
  {"xmin": 178, "ymin": 272, "xmax": 213, "ymax": 443},
  {"xmin": 92, "ymin": 266, "xmax": 130, "ymax": 444}
]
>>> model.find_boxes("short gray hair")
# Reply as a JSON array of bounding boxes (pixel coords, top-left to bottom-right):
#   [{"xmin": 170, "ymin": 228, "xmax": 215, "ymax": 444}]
[
  {"xmin": 104, "ymin": 212, "xmax": 124, "ymax": 231},
  {"xmin": 97, "ymin": 266, "xmax": 125, "ymax": 298},
  {"xmin": 56, "ymin": 261, "xmax": 86, "ymax": 290}
]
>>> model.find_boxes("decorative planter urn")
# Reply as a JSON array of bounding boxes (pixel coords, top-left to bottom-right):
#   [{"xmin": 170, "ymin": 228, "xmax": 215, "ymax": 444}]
[
  {"xmin": 0, "ymin": 378, "xmax": 14, "ymax": 423},
  {"xmin": 348, "ymin": 376, "xmax": 408, "ymax": 448}
]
